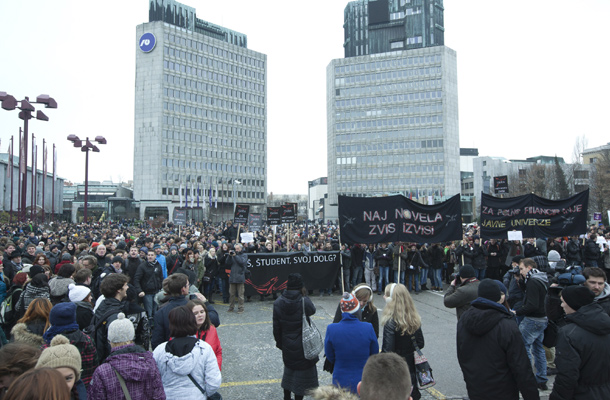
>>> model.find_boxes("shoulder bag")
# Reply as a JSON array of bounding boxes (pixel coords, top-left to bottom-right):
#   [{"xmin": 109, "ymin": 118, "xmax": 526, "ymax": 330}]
[
  {"xmin": 302, "ymin": 298, "xmax": 323, "ymax": 360},
  {"xmin": 411, "ymin": 335, "xmax": 436, "ymax": 389}
]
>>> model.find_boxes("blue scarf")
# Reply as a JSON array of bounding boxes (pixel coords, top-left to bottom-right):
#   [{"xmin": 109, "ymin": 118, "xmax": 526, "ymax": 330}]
[{"xmin": 43, "ymin": 323, "xmax": 81, "ymax": 343}]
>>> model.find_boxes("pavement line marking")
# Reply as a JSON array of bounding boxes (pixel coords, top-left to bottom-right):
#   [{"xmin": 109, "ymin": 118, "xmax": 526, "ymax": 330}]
[
  {"xmin": 221, "ymin": 379, "xmax": 281, "ymax": 388},
  {"xmin": 425, "ymin": 387, "xmax": 447, "ymax": 399}
]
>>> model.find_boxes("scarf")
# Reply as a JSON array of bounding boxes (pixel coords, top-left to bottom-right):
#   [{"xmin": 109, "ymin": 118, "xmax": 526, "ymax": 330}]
[
  {"xmin": 43, "ymin": 325, "xmax": 80, "ymax": 343},
  {"xmin": 524, "ymin": 268, "xmax": 540, "ymax": 283}
]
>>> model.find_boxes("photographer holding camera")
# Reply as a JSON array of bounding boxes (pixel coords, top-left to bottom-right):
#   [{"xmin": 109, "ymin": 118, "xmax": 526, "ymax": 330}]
[
  {"xmin": 503, "ymin": 255, "xmax": 525, "ymax": 313},
  {"xmin": 227, "ymin": 243, "xmax": 248, "ymax": 314}
]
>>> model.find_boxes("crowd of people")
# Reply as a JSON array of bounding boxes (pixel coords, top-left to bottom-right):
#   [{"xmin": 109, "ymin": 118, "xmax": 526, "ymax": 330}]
[{"xmin": 0, "ymin": 219, "xmax": 609, "ymax": 399}]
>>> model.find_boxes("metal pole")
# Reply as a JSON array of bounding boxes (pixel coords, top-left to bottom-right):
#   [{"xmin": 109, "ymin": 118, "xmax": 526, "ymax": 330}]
[
  {"xmin": 52, "ymin": 143, "xmax": 55, "ymax": 222},
  {"xmin": 42, "ymin": 139, "xmax": 45, "ymax": 223},
  {"xmin": 84, "ymin": 146, "xmax": 89, "ymax": 223},
  {"xmin": 21, "ymin": 116, "xmax": 28, "ymax": 222},
  {"xmin": 9, "ymin": 136, "xmax": 13, "ymax": 222},
  {"xmin": 31, "ymin": 132, "xmax": 35, "ymax": 220}
]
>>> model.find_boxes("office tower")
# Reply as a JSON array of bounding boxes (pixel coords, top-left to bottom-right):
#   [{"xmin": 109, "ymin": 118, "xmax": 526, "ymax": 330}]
[
  {"xmin": 327, "ymin": 0, "xmax": 458, "ymax": 211},
  {"xmin": 134, "ymin": 0, "xmax": 267, "ymax": 220}
]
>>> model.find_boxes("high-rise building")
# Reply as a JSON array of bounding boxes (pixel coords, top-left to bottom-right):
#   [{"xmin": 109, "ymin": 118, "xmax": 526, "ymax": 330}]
[
  {"xmin": 134, "ymin": 0, "xmax": 267, "ymax": 221},
  {"xmin": 327, "ymin": 0, "xmax": 458, "ymax": 217},
  {"xmin": 344, "ymin": 0, "xmax": 445, "ymax": 58}
]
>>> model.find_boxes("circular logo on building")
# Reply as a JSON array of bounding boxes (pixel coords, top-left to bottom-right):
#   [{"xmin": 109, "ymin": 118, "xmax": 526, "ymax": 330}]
[{"xmin": 139, "ymin": 33, "xmax": 156, "ymax": 53}]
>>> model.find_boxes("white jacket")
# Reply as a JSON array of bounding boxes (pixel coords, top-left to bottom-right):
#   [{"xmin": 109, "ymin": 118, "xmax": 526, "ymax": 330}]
[{"xmin": 153, "ymin": 338, "xmax": 221, "ymax": 399}]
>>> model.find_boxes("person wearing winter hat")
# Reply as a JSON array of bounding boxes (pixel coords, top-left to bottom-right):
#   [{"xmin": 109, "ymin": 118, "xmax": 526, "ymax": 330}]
[
  {"xmin": 88, "ymin": 312, "xmax": 165, "ymax": 400},
  {"xmin": 69, "ymin": 283, "xmax": 94, "ymax": 331},
  {"xmin": 551, "ymin": 285, "xmax": 610, "ymax": 400},
  {"xmin": 42, "ymin": 302, "xmax": 98, "ymax": 386},
  {"xmin": 36, "ymin": 334, "xmax": 87, "ymax": 399},
  {"xmin": 444, "ymin": 264, "xmax": 481, "ymax": 320},
  {"xmin": 273, "ymin": 273, "xmax": 318, "ymax": 400},
  {"xmin": 324, "ymin": 292, "xmax": 378, "ymax": 394},
  {"xmin": 457, "ymin": 279, "xmax": 540, "ymax": 400}
]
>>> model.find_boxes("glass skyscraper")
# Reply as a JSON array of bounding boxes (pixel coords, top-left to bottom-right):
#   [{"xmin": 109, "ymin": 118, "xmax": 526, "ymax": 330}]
[{"xmin": 134, "ymin": 0, "xmax": 267, "ymax": 220}]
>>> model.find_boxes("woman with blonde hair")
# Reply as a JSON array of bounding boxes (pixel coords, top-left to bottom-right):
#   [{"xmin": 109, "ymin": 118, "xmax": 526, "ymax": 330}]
[
  {"xmin": 381, "ymin": 283, "xmax": 425, "ymax": 400},
  {"xmin": 11, "ymin": 297, "xmax": 52, "ymax": 346}
]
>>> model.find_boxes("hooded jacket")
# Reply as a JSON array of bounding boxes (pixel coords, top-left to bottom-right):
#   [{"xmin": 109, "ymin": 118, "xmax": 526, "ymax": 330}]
[
  {"xmin": 133, "ymin": 259, "xmax": 163, "ymax": 295},
  {"xmin": 550, "ymin": 303, "xmax": 610, "ymax": 400},
  {"xmin": 515, "ymin": 270, "xmax": 548, "ymax": 318},
  {"xmin": 457, "ymin": 298, "xmax": 540, "ymax": 400},
  {"xmin": 595, "ymin": 282, "xmax": 610, "ymax": 316},
  {"xmin": 88, "ymin": 344, "xmax": 166, "ymax": 400},
  {"xmin": 153, "ymin": 337, "xmax": 221, "ymax": 398},
  {"xmin": 11, "ymin": 320, "xmax": 46, "ymax": 346}
]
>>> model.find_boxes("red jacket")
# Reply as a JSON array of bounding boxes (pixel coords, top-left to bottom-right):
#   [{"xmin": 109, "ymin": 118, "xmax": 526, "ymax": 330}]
[{"xmin": 196, "ymin": 324, "xmax": 222, "ymax": 370}]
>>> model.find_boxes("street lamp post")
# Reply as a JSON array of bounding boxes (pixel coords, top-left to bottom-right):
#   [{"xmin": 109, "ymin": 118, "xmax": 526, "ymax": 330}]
[
  {"xmin": 232, "ymin": 179, "xmax": 242, "ymax": 215},
  {"xmin": 0, "ymin": 92, "xmax": 57, "ymax": 221},
  {"xmin": 67, "ymin": 135, "xmax": 106, "ymax": 223}
]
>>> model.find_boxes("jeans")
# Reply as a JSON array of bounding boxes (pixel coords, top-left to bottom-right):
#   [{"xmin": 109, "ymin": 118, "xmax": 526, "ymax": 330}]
[
  {"xmin": 229, "ymin": 283, "xmax": 245, "ymax": 311},
  {"xmin": 519, "ymin": 317, "xmax": 548, "ymax": 384},
  {"xmin": 364, "ymin": 269, "xmax": 377, "ymax": 291},
  {"xmin": 352, "ymin": 266, "xmax": 363, "ymax": 287},
  {"xmin": 431, "ymin": 268, "xmax": 442, "ymax": 288},
  {"xmin": 393, "ymin": 270, "xmax": 405, "ymax": 285},
  {"xmin": 341, "ymin": 268, "xmax": 351, "ymax": 292},
  {"xmin": 407, "ymin": 273, "xmax": 420, "ymax": 292},
  {"xmin": 378, "ymin": 266, "xmax": 390, "ymax": 293},
  {"xmin": 474, "ymin": 268, "xmax": 486, "ymax": 280},
  {"xmin": 142, "ymin": 294, "xmax": 157, "ymax": 320},
  {"xmin": 420, "ymin": 267, "xmax": 429, "ymax": 287}
]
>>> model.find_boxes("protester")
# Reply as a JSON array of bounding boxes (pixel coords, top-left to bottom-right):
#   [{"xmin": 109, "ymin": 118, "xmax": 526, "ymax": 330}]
[
  {"xmin": 309, "ymin": 385, "xmax": 357, "ymax": 400},
  {"xmin": 133, "ymin": 250, "xmax": 164, "ymax": 321},
  {"xmin": 332, "ymin": 283, "xmax": 379, "ymax": 338},
  {"xmin": 153, "ymin": 306, "xmax": 221, "ymax": 398},
  {"xmin": 273, "ymin": 273, "xmax": 319, "ymax": 400},
  {"xmin": 443, "ymin": 264, "xmax": 480, "ymax": 320},
  {"xmin": 15, "ymin": 269, "xmax": 50, "ymax": 318},
  {"xmin": 187, "ymin": 299, "xmax": 222, "ymax": 370},
  {"xmin": 68, "ymin": 283, "xmax": 94, "ymax": 331},
  {"xmin": 91, "ymin": 273, "xmax": 129, "ymax": 363},
  {"xmin": 550, "ymin": 285, "xmax": 610, "ymax": 399},
  {"xmin": 3, "ymin": 368, "xmax": 71, "ymax": 400},
  {"xmin": 357, "ymin": 353, "xmax": 413, "ymax": 400},
  {"xmin": 35, "ymin": 334, "xmax": 87, "ymax": 400},
  {"xmin": 227, "ymin": 243, "xmax": 248, "ymax": 313},
  {"xmin": 0, "ymin": 343, "xmax": 42, "ymax": 398},
  {"xmin": 11, "ymin": 297, "xmax": 52, "ymax": 347},
  {"xmin": 457, "ymin": 279, "xmax": 539, "ymax": 400},
  {"xmin": 324, "ymin": 292, "xmax": 378, "ymax": 394},
  {"xmin": 48, "ymin": 263, "xmax": 76, "ymax": 305},
  {"xmin": 87, "ymin": 313, "xmax": 165, "ymax": 400}
]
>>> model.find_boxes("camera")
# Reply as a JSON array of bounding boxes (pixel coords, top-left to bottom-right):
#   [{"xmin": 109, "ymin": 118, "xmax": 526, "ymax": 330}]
[
  {"xmin": 510, "ymin": 267, "xmax": 520, "ymax": 276},
  {"xmin": 189, "ymin": 294, "xmax": 198, "ymax": 300},
  {"xmin": 229, "ymin": 250, "xmax": 236, "ymax": 256},
  {"xmin": 450, "ymin": 272, "xmax": 460, "ymax": 282}
]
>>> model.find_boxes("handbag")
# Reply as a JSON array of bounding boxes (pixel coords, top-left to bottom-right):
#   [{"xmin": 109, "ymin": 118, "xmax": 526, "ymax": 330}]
[
  {"xmin": 411, "ymin": 335, "xmax": 436, "ymax": 389},
  {"xmin": 302, "ymin": 298, "xmax": 323, "ymax": 360}
]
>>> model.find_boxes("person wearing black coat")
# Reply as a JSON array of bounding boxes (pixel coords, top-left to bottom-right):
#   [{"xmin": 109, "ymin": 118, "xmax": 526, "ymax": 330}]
[
  {"xmin": 133, "ymin": 251, "xmax": 164, "ymax": 321},
  {"xmin": 273, "ymin": 274, "xmax": 318, "ymax": 400},
  {"xmin": 457, "ymin": 279, "xmax": 540, "ymax": 400},
  {"xmin": 471, "ymin": 239, "xmax": 489, "ymax": 280},
  {"xmin": 550, "ymin": 286, "xmax": 610, "ymax": 400},
  {"xmin": 566, "ymin": 236, "xmax": 582, "ymax": 266},
  {"xmin": 583, "ymin": 235, "xmax": 601, "ymax": 268}
]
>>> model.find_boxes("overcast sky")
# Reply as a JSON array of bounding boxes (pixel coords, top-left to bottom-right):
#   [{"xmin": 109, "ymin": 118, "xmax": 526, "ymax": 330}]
[{"xmin": 1, "ymin": 0, "xmax": 608, "ymax": 195}]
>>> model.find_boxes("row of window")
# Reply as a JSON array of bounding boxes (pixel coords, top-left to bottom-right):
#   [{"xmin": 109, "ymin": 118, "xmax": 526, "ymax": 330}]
[
  {"xmin": 335, "ymin": 113, "xmax": 442, "ymax": 131},
  {"xmin": 335, "ymin": 67, "xmax": 441, "ymax": 87},
  {"xmin": 162, "ymin": 113, "xmax": 264, "ymax": 131},
  {"xmin": 161, "ymin": 158, "xmax": 265, "ymax": 175},
  {"xmin": 162, "ymin": 187, "xmax": 265, "ymax": 199},
  {"xmin": 335, "ymin": 126, "xmax": 444, "ymax": 144},
  {"xmin": 337, "ymin": 163, "xmax": 444, "ymax": 177},
  {"xmin": 336, "ymin": 177, "xmax": 445, "ymax": 190},
  {"xmin": 161, "ymin": 129, "xmax": 264, "ymax": 148},
  {"xmin": 337, "ymin": 188, "xmax": 445, "ymax": 198},
  {"xmin": 336, "ymin": 151, "xmax": 445, "ymax": 165},
  {"xmin": 334, "ymin": 54, "xmax": 442, "ymax": 76},
  {"xmin": 336, "ymin": 81, "xmax": 442, "ymax": 99},
  {"xmin": 406, "ymin": 36, "xmax": 423, "ymax": 45},
  {"xmin": 163, "ymin": 60, "xmax": 265, "ymax": 94},
  {"xmin": 165, "ymin": 33, "xmax": 264, "ymax": 70},
  {"xmin": 162, "ymin": 144, "xmax": 264, "ymax": 164},
  {"xmin": 164, "ymin": 46, "xmax": 264, "ymax": 81},
  {"xmin": 161, "ymin": 175, "xmax": 264, "ymax": 188},
  {"xmin": 336, "ymin": 139, "xmax": 444, "ymax": 154},
  {"xmin": 336, "ymin": 101, "xmax": 442, "ymax": 121},
  {"xmin": 164, "ymin": 99, "xmax": 263, "ymax": 125},
  {"xmin": 164, "ymin": 74, "xmax": 264, "ymax": 105}
]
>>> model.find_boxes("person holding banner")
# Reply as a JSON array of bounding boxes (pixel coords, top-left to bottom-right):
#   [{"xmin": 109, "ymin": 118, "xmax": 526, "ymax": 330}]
[
  {"xmin": 374, "ymin": 243, "xmax": 392, "ymax": 296},
  {"xmin": 363, "ymin": 244, "xmax": 377, "ymax": 293}
]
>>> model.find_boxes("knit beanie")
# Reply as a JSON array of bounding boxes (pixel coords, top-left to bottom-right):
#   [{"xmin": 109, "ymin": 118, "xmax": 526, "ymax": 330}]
[
  {"xmin": 478, "ymin": 279, "xmax": 502, "ymax": 302},
  {"xmin": 459, "ymin": 264, "xmax": 476, "ymax": 279},
  {"xmin": 561, "ymin": 286, "xmax": 595, "ymax": 311},
  {"xmin": 107, "ymin": 313, "xmax": 135, "ymax": 344},
  {"xmin": 68, "ymin": 283, "xmax": 91, "ymax": 302},
  {"xmin": 286, "ymin": 273, "xmax": 303, "ymax": 290},
  {"xmin": 61, "ymin": 253, "xmax": 72, "ymax": 261},
  {"xmin": 49, "ymin": 302, "xmax": 77, "ymax": 328},
  {"xmin": 547, "ymin": 250, "xmax": 561, "ymax": 262},
  {"xmin": 111, "ymin": 256, "xmax": 124, "ymax": 265},
  {"xmin": 35, "ymin": 335, "xmax": 82, "ymax": 381},
  {"xmin": 512, "ymin": 255, "xmax": 524, "ymax": 264},
  {"xmin": 28, "ymin": 265, "xmax": 45, "ymax": 279},
  {"xmin": 340, "ymin": 292, "xmax": 360, "ymax": 314}
]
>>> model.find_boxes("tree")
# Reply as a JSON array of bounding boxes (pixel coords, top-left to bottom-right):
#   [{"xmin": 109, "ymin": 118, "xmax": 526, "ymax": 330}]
[
  {"xmin": 590, "ymin": 149, "xmax": 610, "ymax": 223},
  {"xmin": 554, "ymin": 156, "xmax": 570, "ymax": 199}
]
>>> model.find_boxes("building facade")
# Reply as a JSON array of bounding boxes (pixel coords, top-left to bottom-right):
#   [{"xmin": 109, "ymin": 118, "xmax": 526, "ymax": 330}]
[
  {"xmin": 327, "ymin": 45, "xmax": 460, "ymax": 206},
  {"xmin": 307, "ymin": 177, "xmax": 328, "ymax": 221},
  {"xmin": 134, "ymin": 0, "xmax": 267, "ymax": 222}
]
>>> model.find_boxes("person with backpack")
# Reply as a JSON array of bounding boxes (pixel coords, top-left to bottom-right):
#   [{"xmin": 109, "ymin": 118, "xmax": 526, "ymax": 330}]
[
  {"xmin": 15, "ymin": 267, "xmax": 50, "ymax": 319},
  {"xmin": 69, "ymin": 283, "xmax": 94, "ymax": 331},
  {"xmin": 0, "ymin": 272, "xmax": 27, "ymax": 338},
  {"xmin": 90, "ymin": 273, "xmax": 129, "ymax": 363},
  {"xmin": 48, "ymin": 263, "xmax": 75, "ymax": 305}
]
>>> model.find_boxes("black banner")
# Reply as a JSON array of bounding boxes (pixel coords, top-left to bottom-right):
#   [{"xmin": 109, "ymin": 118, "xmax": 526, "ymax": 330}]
[
  {"xmin": 248, "ymin": 213, "xmax": 262, "ymax": 231},
  {"xmin": 338, "ymin": 194, "xmax": 462, "ymax": 244},
  {"xmin": 234, "ymin": 204, "xmax": 250, "ymax": 224},
  {"xmin": 494, "ymin": 176, "xmax": 509, "ymax": 194},
  {"xmin": 173, "ymin": 208, "xmax": 186, "ymax": 226},
  {"xmin": 244, "ymin": 251, "xmax": 340, "ymax": 296},
  {"xmin": 267, "ymin": 207, "xmax": 281, "ymax": 225},
  {"xmin": 480, "ymin": 189, "xmax": 589, "ymax": 239},
  {"xmin": 281, "ymin": 204, "xmax": 296, "ymax": 224}
]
